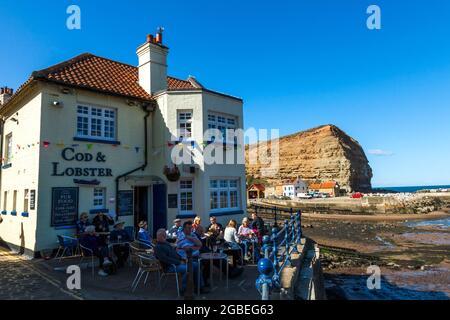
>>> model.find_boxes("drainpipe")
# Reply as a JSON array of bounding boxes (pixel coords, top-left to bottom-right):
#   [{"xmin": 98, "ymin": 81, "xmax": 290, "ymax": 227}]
[{"xmin": 115, "ymin": 102, "xmax": 153, "ymax": 220}]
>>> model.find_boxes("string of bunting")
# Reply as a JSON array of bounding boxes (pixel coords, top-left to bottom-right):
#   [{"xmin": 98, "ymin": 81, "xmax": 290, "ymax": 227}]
[{"xmin": 10, "ymin": 141, "xmax": 143, "ymax": 153}]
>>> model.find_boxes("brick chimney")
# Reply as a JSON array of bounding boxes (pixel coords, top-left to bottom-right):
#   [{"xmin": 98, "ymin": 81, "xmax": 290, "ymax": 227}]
[
  {"xmin": 136, "ymin": 28, "xmax": 168, "ymax": 95},
  {"xmin": 0, "ymin": 87, "xmax": 14, "ymax": 106}
]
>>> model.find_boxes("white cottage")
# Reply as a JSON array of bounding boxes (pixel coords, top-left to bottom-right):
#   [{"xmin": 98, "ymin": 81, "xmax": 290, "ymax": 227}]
[
  {"xmin": 0, "ymin": 31, "xmax": 246, "ymax": 257},
  {"xmin": 282, "ymin": 177, "xmax": 308, "ymax": 198}
]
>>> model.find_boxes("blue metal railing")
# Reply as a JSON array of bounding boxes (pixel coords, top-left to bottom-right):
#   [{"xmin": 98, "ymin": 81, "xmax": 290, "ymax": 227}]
[{"xmin": 255, "ymin": 210, "xmax": 302, "ymax": 300}]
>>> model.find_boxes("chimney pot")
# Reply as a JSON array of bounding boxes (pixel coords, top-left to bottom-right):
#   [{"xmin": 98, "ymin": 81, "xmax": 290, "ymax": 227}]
[{"xmin": 147, "ymin": 34, "xmax": 154, "ymax": 43}]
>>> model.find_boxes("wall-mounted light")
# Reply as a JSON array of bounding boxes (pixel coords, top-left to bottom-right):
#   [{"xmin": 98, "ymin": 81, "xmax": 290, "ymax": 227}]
[{"xmin": 52, "ymin": 100, "xmax": 63, "ymax": 107}]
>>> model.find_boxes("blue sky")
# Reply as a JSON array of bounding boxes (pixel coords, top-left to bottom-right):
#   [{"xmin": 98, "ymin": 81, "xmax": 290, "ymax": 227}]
[{"xmin": 1, "ymin": 0, "xmax": 449, "ymax": 187}]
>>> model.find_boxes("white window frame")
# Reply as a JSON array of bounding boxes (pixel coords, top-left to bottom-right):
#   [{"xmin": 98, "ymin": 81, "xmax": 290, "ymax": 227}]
[
  {"xmin": 76, "ymin": 105, "xmax": 117, "ymax": 141},
  {"xmin": 179, "ymin": 179, "xmax": 194, "ymax": 215},
  {"xmin": 93, "ymin": 188, "xmax": 106, "ymax": 210},
  {"xmin": 23, "ymin": 189, "xmax": 29, "ymax": 213},
  {"xmin": 207, "ymin": 112, "xmax": 238, "ymax": 143},
  {"xmin": 177, "ymin": 110, "xmax": 193, "ymax": 140},
  {"xmin": 209, "ymin": 178, "xmax": 240, "ymax": 212},
  {"xmin": 3, "ymin": 191, "xmax": 7, "ymax": 211},
  {"xmin": 4, "ymin": 133, "xmax": 12, "ymax": 164}
]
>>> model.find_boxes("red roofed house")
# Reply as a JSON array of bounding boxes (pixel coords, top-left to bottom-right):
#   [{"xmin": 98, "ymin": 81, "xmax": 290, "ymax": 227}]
[
  {"xmin": 248, "ymin": 183, "xmax": 265, "ymax": 199},
  {"xmin": 0, "ymin": 30, "xmax": 246, "ymax": 257},
  {"xmin": 308, "ymin": 181, "xmax": 340, "ymax": 197}
]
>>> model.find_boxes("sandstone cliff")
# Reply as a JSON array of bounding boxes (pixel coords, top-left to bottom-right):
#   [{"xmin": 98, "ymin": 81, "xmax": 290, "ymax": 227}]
[{"xmin": 245, "ymin": 125, "xmax": 373, "ymax": 192}]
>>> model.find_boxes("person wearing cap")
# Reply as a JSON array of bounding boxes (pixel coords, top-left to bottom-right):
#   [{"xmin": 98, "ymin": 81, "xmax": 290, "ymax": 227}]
[
  {"xmin": 137, "ymin": 220, "xmax": 152, "ymax": 246},
  {"xmin": 167, "ymin": 218, "xmax": 182, "ymax": 242},
  {"xmin": 110, "ymin": 220, "xmax": 131, "ymax": 268}
]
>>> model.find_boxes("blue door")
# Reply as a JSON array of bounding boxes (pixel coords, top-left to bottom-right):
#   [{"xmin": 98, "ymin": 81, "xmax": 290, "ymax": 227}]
[{"xmin": 152, "ymin": 184, "xmax": 167, "ymax": 236}]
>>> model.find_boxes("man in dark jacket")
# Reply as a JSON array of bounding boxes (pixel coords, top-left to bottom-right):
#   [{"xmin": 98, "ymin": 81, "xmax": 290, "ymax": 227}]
[
  {"xmin": 250, "ymin": 212, "xmax": 265, "ymax": 242},
  {"xmin": 109, "ymin": 221, "xmax": 131, "ymax": 268},
  {"xmin": 154, "ymin": 228, "xmax": 207, "ymax": 294}
]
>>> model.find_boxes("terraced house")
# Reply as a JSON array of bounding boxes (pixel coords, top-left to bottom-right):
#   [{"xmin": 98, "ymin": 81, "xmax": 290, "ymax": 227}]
[{"xmin": 0, "ymin": 31, "xmax": 246, "ymax": 257}]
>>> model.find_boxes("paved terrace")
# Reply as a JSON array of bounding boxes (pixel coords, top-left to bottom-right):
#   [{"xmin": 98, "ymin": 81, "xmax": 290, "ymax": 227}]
[{"xmin": 3, "ymin": 249, "xmax": 261, "ymax": 300}]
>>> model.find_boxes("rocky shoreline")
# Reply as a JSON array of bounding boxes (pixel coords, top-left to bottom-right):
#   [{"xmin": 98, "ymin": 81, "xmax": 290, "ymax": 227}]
[{"xmin": 301, "ymin": 209, "xmax": 450, "ymax": 300}]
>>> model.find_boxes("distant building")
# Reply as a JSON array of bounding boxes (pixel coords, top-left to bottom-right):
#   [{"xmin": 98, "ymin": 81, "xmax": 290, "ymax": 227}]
[
  {"xmin": 308, "ymin": 181, "xmax": 340, "ymax": 197},
  {"xmin": 283, "ymin": 177, "xmax": 308, "ymax": 198},
  {"xmin": 248, "ymin": 184, "xmax": 265, "ymax": 199}
]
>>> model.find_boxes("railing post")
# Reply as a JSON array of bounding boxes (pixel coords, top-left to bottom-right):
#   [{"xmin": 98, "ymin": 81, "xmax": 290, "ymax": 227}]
[
  {"xmin": 271, "ymin": 227, "xmax": 280, "ymax": 286},
  {"xmin": 291, "ymin": 211, "xmax": 298, "ymax": 254},
  {"xmin": 284, "ymin": 220, "xmax": 291, "ymax": 267},
  {"xmin": 256, "ymin": 258, "xmax": 274, "ymax": 300},
  {"xmin": 273, "ymin": 206, "xmax": 277, "ymax": 228},
  {"xmin": 184, "ymin": 248, "xmax": 194, "ymax": 300},
  {"xmin": 262, "ymin": 235, "xmax": 271, "ymax": 259},
  {"xmin": 297, "ymin": 210, "xmax": 302, "ymax": 242}
]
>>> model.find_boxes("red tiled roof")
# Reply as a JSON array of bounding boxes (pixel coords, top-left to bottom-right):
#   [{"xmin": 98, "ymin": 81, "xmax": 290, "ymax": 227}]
[
  {"xmin": 28, "ymin": 53, "xmax": 196, "ymax": 101},
  {"xmin": 249, "ymin": 184, "xmax": 265, "ymax": 191},
  {"xmin": 309, "ymin": 181, "xmax": 337, "ymax": 189}
]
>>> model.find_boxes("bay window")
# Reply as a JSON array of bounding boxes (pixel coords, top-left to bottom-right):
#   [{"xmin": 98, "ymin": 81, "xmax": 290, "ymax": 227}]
[
  {"xmin": 207, "ymin": 112, "xmax": 237, "ymax": 143},
  {"xmin": 210, "ymin": 178, "xmax": 240, "ymax": 212}
]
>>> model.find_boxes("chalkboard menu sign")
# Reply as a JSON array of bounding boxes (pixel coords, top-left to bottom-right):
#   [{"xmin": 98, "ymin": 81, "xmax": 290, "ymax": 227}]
[
  {"xmin": 30, "ymin": 190, "xmax": 36, "ymax": 210},
  {"xmin": 118, "ymin": 190, "xmax": 133, "ymax": 216},
  {"xmin": 51, "ymin": 187, "xmax": 79, "ymax": 227},
  {"xmin": 168, "ymin": 194, "xmax": 178, "ymax": 209}
]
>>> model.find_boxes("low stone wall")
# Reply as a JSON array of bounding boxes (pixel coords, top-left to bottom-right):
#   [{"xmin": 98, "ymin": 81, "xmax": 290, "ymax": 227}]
[{"xmin": 275, "ymin": 237, "xmax": 326, "ymax": 300}]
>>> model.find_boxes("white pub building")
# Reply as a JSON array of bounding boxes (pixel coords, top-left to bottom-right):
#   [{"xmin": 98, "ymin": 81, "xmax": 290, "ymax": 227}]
[{"xmin": 0, "ymin": 31, "xmax": 246, "ymax": 257}]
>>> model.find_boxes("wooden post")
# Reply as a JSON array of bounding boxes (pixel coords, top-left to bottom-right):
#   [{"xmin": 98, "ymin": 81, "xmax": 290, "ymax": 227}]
[{"xmin": 184, "ymin": 248, "xmax": 194, "ymax": 300}]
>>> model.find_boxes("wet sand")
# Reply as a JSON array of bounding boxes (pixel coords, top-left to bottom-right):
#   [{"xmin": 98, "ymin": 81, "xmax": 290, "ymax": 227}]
[{"xmin": 301, "ymin": 209, "xmax": 450, "ymax": 300}]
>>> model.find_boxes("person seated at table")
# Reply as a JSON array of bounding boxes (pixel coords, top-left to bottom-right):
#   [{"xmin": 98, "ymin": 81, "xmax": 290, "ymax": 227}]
[
  {"xmin": 155, "ymin": 228, "xmax": 208, "ymax": 294},
  {"xmin": 109, "ymin": 221, "xmax": 131, "ymax": 268},
  {"xmin": 238, "ymin": 218, "xmax": 259, "ymax": 262},
  {"xmin": 76, "ymin": 212, "xmax": 91, "ymax": 236},
  {"xmin": 177, "ymin": 221, "xmax": 202, "ymax": 258},
  {"xmin": 92, "ymin": 212, "xmax": 114, "ymax": 246},
  {"xmin": 223, "ymin": 219, "xmax": 242, "ymax": 267},
  {"xmin": 192, "ymin": 216, "xmax": 205, "ymax": 239},
  {"xmin": 250, "ymin": 212, "xmax": 265, "ymax": 244},
  {"xmin": 137, "ymin": 221, "xmax": 152, "ymax": 247},
  {"xmin": 167, "ymin": 218, "xmax": 182, "ymax": 243},
  {"xmin": 177, "ymin": 221, "xmax": 211, "ymax": 284},
  {"xmin": 206, "ymin": 216, "xmax": 224, "ymax": 247},
  {"xmin": 79, "ymin": 226, "xmax": 113, "ymax": 277}
]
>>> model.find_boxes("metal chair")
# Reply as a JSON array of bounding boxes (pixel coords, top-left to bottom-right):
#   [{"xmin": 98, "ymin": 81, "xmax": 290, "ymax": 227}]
[
  {"xmin": 158, "ymin": 261, "xmax": 181, "ymax": 297},
  {"xmin": 129, "ymin": 241, "xmax": 153, "ymax": 266},
  {"xmin": 131, "ymin": 254, "xmax": 161, "ymax": 292},
  {"xmin": 79, "ymin": 244, "xmax": 95, "ymax": 277},
  {"xmin": 55, "ymin": 235, "xmax": 79, "ymax": 261}
]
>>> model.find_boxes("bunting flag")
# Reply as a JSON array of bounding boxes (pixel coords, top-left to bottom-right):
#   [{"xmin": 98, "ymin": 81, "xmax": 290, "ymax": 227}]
[
  {"xmin": 43, "ymin": 141, "xmax": 50, "ymax": 148},
  {"xmin": 135, "ymin": 147, "xmax": 140, "ymax": 153},
  {"xmin": 86, "ymin": 144, "xmax": 93, "ymax": 150}
]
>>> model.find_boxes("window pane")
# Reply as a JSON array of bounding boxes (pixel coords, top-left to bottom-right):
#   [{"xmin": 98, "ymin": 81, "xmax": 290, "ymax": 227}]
[
  {"xmin": 219, "ymin": 191, "xmax": 228, "ymax": 208},
  {"xmin": 210, "ymin": 180, "xmax": 218, "ymax": 188},
  {"xmin": 220, "ymin": 180, "xmax": 228, "ymax": 188},
  {"xmin": 230, "ymin": 190, "xmax": 238, "ymax": 208},
  {"xmin": 210, "ymin": 191, "xmax": 218, "ymax": 209}
]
